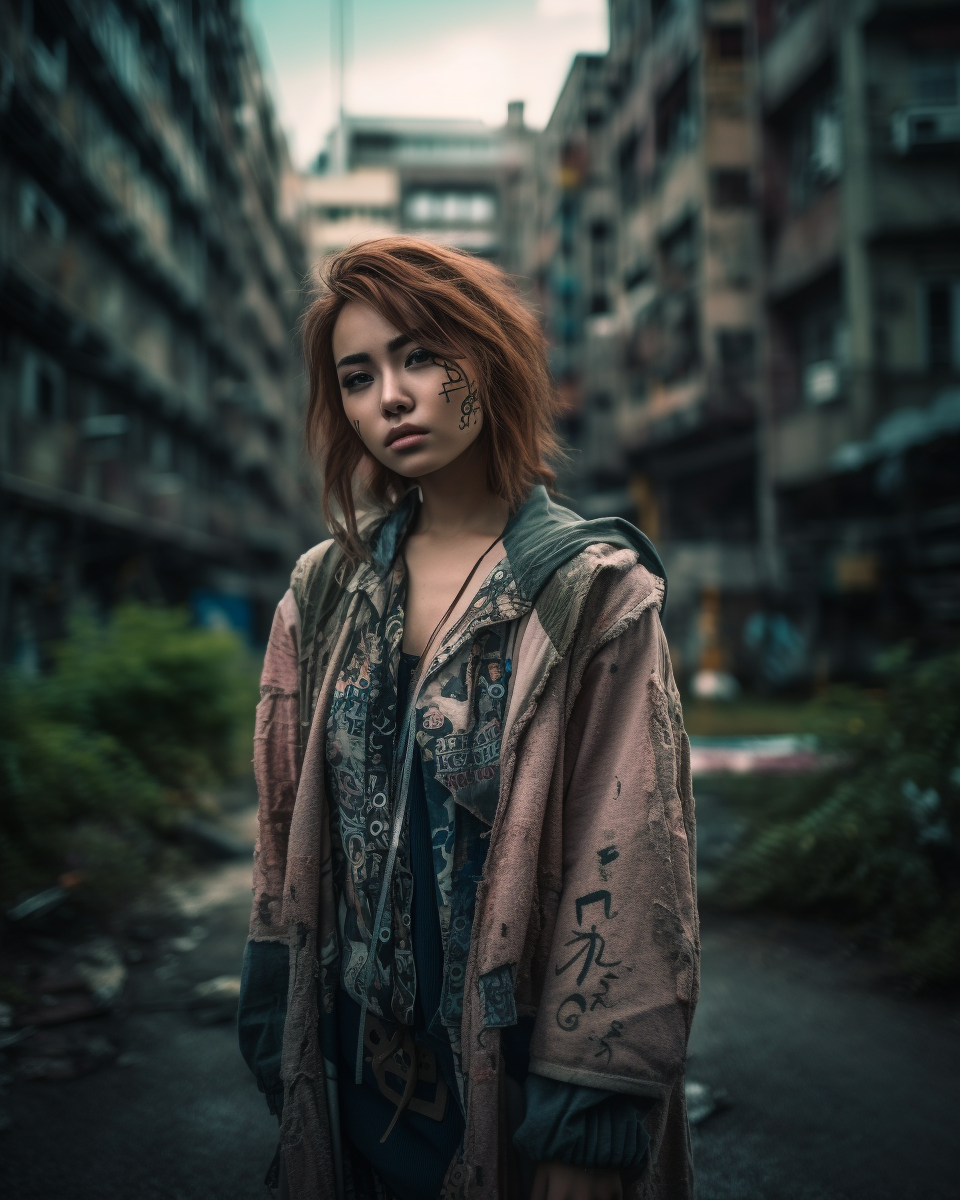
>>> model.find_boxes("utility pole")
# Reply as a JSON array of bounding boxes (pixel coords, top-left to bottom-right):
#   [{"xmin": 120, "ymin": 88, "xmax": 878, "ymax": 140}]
[{"xmin": 332, "ymin": 0, "xmax": 350, "ymax": 169}]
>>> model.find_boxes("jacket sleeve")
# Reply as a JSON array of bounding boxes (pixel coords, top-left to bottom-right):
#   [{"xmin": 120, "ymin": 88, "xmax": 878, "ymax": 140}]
[
  {"xmin": 238, "ymin": 590, "xmax": 302, "ymax": 1115},
  {"xmin": 514, "ymin": 1075, "xmax": 653, "ymax": 1170},
  {"xmin": 527, "ymin": 604, "xmax": 698, "ymax": 1103}
]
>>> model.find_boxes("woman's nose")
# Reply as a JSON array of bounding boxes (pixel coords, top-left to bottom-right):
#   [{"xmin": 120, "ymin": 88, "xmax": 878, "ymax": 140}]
[{"xmin": 380, "ymin": 371, "xmax": 411, "ymax": 415}]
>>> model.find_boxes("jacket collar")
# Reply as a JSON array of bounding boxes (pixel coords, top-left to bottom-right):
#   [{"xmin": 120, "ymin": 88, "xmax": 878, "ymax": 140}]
[
  {"xmin": 345, "ymin": 490, "xmax": 419, "ymax": 607},
  {"xmin": 503, "ymin": 485, "xmax": 667, "ymax": 610}
]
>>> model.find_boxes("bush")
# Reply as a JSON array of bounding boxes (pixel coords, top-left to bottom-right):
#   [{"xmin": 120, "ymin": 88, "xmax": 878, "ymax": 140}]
[
  {"xmin": 716, "ymin": 649, "xmax": 960, "ymax": 986},
  {"xmin": 0, "ymin": 605, "xmax": 258, "ymax": 911}
]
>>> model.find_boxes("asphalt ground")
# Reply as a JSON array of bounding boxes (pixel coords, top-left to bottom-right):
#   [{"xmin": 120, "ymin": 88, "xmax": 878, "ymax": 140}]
[{"xmin": 2, "ymin": 793, "xmax": 959, "ymax": 1199}]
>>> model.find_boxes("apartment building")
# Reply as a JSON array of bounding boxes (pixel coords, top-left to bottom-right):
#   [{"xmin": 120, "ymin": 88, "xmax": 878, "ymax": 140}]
[
  {"xmin": 0, "ymin": 0, "xmax": 320, "ymax": 662},
  {"xmin": 533, "ymin": 53, "xmax": 624, "ymax": 515},
  {"xmin": 298, "ymin": 167, "xmax": 399, "ymax": 271},
  {"xmin": 315, "ymin": 105, "xmax": 537, "ymax": 275},
  {"xmin": 757, "ymin": 0, "xmax": 960, "ymax": 673},
  {"xmin": 567, "ymin": 0, "xmax": 763, "ymax": 679},
  {"xmin": 536, "ymin": 0, "xmax": 960, "ymax": 684}
]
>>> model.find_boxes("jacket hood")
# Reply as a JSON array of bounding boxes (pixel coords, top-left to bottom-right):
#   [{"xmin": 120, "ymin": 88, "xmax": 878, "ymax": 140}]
[
  {"xmin": 503, "ymin": 485, "xmax": 666, "ymax": 610},
  {"xmin": 368, "ymin": 484, "xmax": 666, "ymax": 610}
]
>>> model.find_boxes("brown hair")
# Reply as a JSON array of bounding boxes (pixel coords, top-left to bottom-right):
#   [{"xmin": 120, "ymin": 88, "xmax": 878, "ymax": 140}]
[{"xmin": 302, "ymin": 236, "xmax": 562, "ymax": 561}]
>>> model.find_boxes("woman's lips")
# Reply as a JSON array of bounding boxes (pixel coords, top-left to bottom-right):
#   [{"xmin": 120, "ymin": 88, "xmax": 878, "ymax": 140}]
[{"xmin": 387, "ymin": 431, "xmax": 428, "ymax": 451}]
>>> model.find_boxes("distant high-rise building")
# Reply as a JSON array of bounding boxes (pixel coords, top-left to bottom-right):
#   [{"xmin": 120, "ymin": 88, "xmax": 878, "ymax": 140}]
[
  {"xmin": 0, "ymin": 0, "xmax": 321, "ymax": 660},
  {"xmin": 298, "ymin": 167, "xmax": 400, "ymax": 270},
  {"xmin": 311, "ymin": 107, "xmax": 536, "ymax": 276},
  {"xmin": 535, "ymin": 0, "xmax": 960, "ymax": 685},
  {"xmin": 756, "ymin": 0, "xmax": 960, "ymax": 670},
  {"xmin": 531, "ymin": 52, "xmax": 622, "ymax": 516}
]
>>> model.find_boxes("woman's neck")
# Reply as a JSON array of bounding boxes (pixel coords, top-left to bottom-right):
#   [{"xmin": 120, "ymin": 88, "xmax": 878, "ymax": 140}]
[{"xmin": 413, "ymin": 444, "xmax": 509, "ymax": 541}]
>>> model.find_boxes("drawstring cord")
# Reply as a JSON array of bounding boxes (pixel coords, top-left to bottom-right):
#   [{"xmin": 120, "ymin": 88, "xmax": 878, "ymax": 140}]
[{"xmin": 355, "ymin": 526, "xmax": 507, "ymax": 1086}]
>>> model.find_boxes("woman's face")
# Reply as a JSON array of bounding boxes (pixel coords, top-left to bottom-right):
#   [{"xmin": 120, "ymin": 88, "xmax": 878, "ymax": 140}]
[{"xmin": 332, "ymin": 301, "xmax": 483, "ymax": 480}]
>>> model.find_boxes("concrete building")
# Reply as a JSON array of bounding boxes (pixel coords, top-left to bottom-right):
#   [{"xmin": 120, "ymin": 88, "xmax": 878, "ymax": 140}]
[
  {"xmin": 315, "ymin": 106, "xmax": 537, "ymax": 274},
  {"xmin": 537, "ymin": 0, "xmax": 761, "ymax": 681},
  {"xmin": 535, "ymin": 0, "xmax": 960, "ymax": 685},
  {"xmin": 756, "ymin": 0, "xmax": 960, "ymax": 675},
  {"xmin": 298, "ymin": 167, "xmax": 399, "ymax": 271},
  {"xmin": 532, "ymin": 53, "xmax": 623, "ymax": 515},
  {"xmin": 0, "ymin": 0, "xmax": 320, "ymax": 662}
]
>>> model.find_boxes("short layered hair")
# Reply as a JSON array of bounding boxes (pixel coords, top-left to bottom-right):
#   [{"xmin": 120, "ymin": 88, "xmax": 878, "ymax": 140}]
[{"xmin": 302, "ymin": 236, "xmax": 562, "ymax": 562}]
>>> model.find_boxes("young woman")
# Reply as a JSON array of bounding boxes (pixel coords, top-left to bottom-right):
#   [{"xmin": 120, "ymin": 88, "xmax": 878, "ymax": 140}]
[{"xmin": 239, "ymin": 238, "xmax": 698, "ymax": 1200}]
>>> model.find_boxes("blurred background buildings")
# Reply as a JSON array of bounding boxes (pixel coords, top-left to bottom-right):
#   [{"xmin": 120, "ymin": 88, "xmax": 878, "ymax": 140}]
[
  {"xmin": 1, "ymin": 0, "xmax": 959, "ymax": 691},
  {"xmin": 298, "ymin": 105, "xmax": 536, "ymax": 273},
  {"xmin": 0, "ymin": 0, "xmax": 321, "ymax": 664},
  {"xmin": 534, "ymin": 0, "xmax": 960, "ymax": 691}
]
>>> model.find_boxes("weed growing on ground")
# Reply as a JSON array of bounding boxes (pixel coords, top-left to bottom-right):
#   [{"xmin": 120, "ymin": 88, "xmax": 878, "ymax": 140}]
[
  {"xmin": 0, "ymin": 605, "xmax": 258, "ymax": 911},
  {"xmin": 715, "ymin": 649, "xmax": 960, "ymax": 987}
]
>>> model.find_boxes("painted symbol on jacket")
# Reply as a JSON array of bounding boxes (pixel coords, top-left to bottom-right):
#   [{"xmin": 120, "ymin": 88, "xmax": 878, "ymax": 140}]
[
  {"xmin": 555, "ymin": 993, "xmax": 587, "ymax": 1031},
  {"xmin": 590, "ymin": 1019, "xmax": 623, "ymax": 1063},
  {"xmin": 597, "ymin": 845, "xmax": 619, "ymax": 881},
  {"xmin": 575, "ymin": 890, "xmax": 618, "ymax": 925},
  {"xmin": 589, "ymin": 973, "xmax": 619, "ymax": 1011},
  {"xmin": 555, "ymin": 926, "xmax": 622, "ymax": 987}
]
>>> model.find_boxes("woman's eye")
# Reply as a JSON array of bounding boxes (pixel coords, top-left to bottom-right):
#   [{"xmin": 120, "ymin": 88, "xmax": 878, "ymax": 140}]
[
  {"xmin": 342, "ymin": 371, "xmax": 373, "ymax": 390},
  {"xmin": 405, "ymin": 348, "xmax": 433, "ymax": 367}
]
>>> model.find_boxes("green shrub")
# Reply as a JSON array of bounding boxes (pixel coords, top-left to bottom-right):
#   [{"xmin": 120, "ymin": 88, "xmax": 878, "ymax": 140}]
[
  {"xmin": 41, "ymin": 605, "xmax": 257, "ymax": 788},
  {"xmin": 0, "ymin": 604, "xmax": 258, "ymax": 910},
  {"xmin": 716, "ymin": 649, "xmax": 960, "ymax": 986}
]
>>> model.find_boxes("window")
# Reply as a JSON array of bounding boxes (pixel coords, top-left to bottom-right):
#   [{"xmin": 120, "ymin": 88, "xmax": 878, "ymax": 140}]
[
  {"xmin": 789, "ymin": 87, "xmax": 842, "ymax": 209},
  {"xmin": 717, "ymin": 331, "xmax": 756, "ymax": 379},
  {"xmin": 150, "ymin": 428, "xmax": 173, "ymax": 471},
  {"xmin": 925, "ymin": 282, "xmax": 960, "ymax": 370},
  {"xmin": 711, "ymin": 25, "xmax": 746, "ymax": 61},
  {"xmin": 624, "ymin": 262, "xmax": 650, "ymax": 291},
  {"xmin": 618, "ymin": 130, "xmax": 641, "ymax": 207},
  {"xmin": 20, "ymin": 350, "xmax": 65, "ymax": 420},
  {"xmin": 405, "ymin": 191, "xmax": 496, "ymax": 225},
  {"xmin": 90, "ymin": 1, "xmax": 141, "ymax": 98},
  {"xmin": 773, "ymin": 0, "xmax": 812, "ymax": 31},
  {"xmin": 656, "ymin": 67, "xmax": 697, "ymax": 159},
  {"xmin": 558, "ymin": 196, "xmax": 577, "ymax": 256},
  {"xmin": 651, "ymin": 0, "xmax": 678, "ymax": 36},
  {"xmin": 352, "ymin": 133, "xmax": 396, "ymax": 165},
  {"xmin": 912, "ymin": 56, "xmax": 960, "ymax": 107},
  {"xmin": 590, "ymin": 221, "xmax": 612, "ymax": 280},
  {"xmin": 19, "ymin": 180, "xmax": 66, "ymax": 239},
  {"xmin": 710, "ymin": 168, "xmax": 752, "ymax": 208},
  {"xmin": 660, "ymin": 217, "xmax": 698, "ymax": 285},
  {"xmin": 798, "ymin": 301, "xmax": 846, "ymax": 404},
  {"xmin": 29, "ymin": 1, "xmax": 67, "ymax": 93}
]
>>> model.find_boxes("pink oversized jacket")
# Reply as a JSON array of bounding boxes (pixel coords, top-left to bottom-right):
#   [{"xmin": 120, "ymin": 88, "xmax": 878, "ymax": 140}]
[{"xmin": 248, "ymin": 528, "xmax": 699, "ymax": 1200}]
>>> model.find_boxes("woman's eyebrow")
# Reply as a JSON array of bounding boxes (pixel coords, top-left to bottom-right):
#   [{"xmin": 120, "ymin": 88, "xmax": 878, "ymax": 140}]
[{"xmin": 336, "ymin": 335, "xmax": 413, "ymax": 370}]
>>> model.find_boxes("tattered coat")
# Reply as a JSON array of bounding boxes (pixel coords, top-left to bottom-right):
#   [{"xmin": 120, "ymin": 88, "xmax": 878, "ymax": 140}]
[{"xmin": 242, "ymin": 486, "xmax": 699, "ymax": 1200}]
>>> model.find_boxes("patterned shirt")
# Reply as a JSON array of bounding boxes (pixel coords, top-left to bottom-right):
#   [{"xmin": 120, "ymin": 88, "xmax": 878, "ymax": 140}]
[{"xmin": 325, "ymin": 505, "xmax": 529, "ymax": 1053}]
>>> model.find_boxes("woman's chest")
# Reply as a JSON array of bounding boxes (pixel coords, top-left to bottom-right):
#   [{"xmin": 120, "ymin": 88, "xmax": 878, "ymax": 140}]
[{"xmin": 326, "ymin": 609, "xmax": 513, "ymax": 828}]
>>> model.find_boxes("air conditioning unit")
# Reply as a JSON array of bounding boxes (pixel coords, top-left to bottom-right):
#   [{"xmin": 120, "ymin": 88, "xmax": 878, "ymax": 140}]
[
  {"xmin": 804, "ymin": 360, "xmax": 840, "ymax": 405},
  {"xmin": 891, "ymin": 106, "xmax": 960, "ymax": 153}
]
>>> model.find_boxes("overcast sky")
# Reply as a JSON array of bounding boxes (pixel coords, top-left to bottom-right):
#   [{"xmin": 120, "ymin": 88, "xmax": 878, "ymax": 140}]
[{"xmin": 244, "ymin": 0, "xmax": 609, "ymax": 168}]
